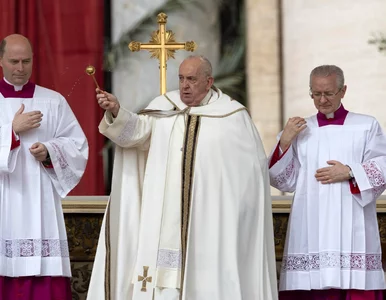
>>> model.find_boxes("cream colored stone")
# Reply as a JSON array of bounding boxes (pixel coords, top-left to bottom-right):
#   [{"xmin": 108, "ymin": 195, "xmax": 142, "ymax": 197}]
[
  {"xmin": 282, "ymin": 0, "xmax": 386, "ymax": 130},
  {"xmin": 246, "ymin": 0, "xmax": 282, "ymax": 195},
  {"xmin": 246, "ymin": 0, "xmax": 281, "ymax": 158}
]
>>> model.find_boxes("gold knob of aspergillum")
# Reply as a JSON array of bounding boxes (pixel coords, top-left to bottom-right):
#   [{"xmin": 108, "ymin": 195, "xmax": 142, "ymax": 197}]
[
  {"xmin": 85, "ymin": 65, "xmax": 96, "ymax": 76},
  {"xmin": 85, "ymin": 65, "xmax": 100, "ymax": 89}
]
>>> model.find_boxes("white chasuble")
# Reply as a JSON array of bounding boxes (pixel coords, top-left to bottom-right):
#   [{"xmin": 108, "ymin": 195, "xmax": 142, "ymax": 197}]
[
  {"xmin": 0, "ymin": 85, "xmax": 88, "ymax": 277},
  {"xmin": 87, "ymin": 88, "xmax": 278, "ymax": 300},
  {"xmin": 269, "ymin": 113, "xmax": 386, "ymax": 291}
]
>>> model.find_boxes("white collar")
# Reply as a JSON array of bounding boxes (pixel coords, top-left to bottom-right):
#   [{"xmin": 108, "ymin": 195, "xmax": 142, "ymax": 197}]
[
  {"xmin": 325, "ymin": 103, "xmax": 342, "ymax": 119},
  {"xmin": 3, "ymin": 77, "xmax": 26, "ymax": 91}
]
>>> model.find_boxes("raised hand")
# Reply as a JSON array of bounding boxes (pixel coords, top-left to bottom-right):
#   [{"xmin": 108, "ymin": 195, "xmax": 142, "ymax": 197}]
[
  {"xmin": 12, "ymin": 104, "xmax": 43, "ymax": 134},
  {"xmin": 29, "ymin": 142, "xmax": 48, "ymax": 162},
  {"xmin": 96, "ymin": 88, "xmax": 120, "ymax": 117},
  {"xmin": 315, "ymin": 160, "xmax": 351, "ymax": 184},
  {"xmin": 279, "ymin": 117, "xmax": 307, "ymax": 151}
]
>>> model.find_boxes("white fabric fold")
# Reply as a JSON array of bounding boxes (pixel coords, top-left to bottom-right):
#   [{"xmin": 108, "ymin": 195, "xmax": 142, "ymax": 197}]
[
  {"xmin": 269, "ymin": 112, "xmax": 386, "ymax": 291},
  {"xmin": 88, "ymin": 88, "xmax": 278, "ymax": 300},
  {"xmin": 0, "ymin": 85, "xmax": 88, "ymax": 277}
]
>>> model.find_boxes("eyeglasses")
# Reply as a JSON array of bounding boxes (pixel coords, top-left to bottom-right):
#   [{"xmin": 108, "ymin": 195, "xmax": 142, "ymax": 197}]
[{"xmin": 309, "ymin": 88, "xmax": 342, "ymax": 100}]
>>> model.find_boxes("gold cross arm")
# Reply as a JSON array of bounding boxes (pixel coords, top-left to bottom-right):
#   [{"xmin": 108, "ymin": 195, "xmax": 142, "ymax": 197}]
[
  {"xmin": 137, "ymin": 266, "xmax": 152, "ymax": 292},
  {"xmin": 128, "ymin": 12, "xmax": 197, "ymax": 95}
]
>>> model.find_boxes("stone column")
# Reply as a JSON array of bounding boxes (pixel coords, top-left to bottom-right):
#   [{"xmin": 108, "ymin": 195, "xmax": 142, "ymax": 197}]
[
  {"xmin": 245, "ymin": 0, "xmax": 281, "ymax": 155},
  {"xmin": 246, "ymin": 0, "xmax": 282, "ymax": 196}
]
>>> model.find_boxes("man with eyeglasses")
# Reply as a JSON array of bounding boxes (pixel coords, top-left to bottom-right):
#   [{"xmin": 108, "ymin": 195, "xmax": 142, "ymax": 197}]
[{"xmin": 269, "ymin": 65, "xmax": 386, "ymax": 300}]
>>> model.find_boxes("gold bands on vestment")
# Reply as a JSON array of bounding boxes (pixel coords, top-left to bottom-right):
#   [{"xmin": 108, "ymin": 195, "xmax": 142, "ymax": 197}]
[
  {"xmin": 180, "ymin": 115, "xmax": 201, "ymax": 298},
  {"xmin": 104, "ymin": 201, "xmax": 111, "ymax": 300}
]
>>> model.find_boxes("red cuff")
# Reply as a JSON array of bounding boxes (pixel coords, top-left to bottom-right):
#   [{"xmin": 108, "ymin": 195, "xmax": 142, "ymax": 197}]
[
  {"xmin": 43, "ymin": 163, "xmax": 53, "ymax": 168},
  {"xmin": 10, "ymin": 131, "xmax": 20, "ymax": 150},
  {"xmin": 349, "ymin": 179, "xmax": 360, "ymax": 194},
  {"xmin": 42, "ymin": 161, "xmax": 53, "ymax": 168},
  {"xmin": 269, "ymin": 143, "xmax": 289, "ymax": 168}
]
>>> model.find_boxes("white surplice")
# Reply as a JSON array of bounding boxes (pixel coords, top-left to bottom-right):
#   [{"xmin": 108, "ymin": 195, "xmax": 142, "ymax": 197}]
[
  {"xmin": 87, "ymin": 88, "xmax": 278, "ymax": 300},
  {"xmin": 0, "ymin": 85, "xmax": 88, "ymax": 277},
  {"xmin": 269, "ymin": 112, "xmax": 386, "ymax": 291}
]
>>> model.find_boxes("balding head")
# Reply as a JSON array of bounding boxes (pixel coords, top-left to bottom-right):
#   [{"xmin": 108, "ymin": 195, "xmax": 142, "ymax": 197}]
[
  {"xmin": 0, "ymin": 34, "xmax": 33, "ymax": 85},
  {"xmin": 183, "ymin": 55, "xmax": 213, "ymax": 77},
  {"xmin": 0, "ymin": 34, "xmax": 33, "ymax": 58},
  {"xmin": 178, "ymin": 55, "xmax": 214, "ymax": 106}
]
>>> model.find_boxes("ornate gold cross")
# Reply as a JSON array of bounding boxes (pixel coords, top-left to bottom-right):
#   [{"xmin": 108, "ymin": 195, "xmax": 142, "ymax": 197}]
[
  {"xmin": 137, "ymin": 266, "xmax": 152, "ymax": 292},
  {"xmin": 129, "ymin": 12, "xmax": 197, "ymax": 95}
]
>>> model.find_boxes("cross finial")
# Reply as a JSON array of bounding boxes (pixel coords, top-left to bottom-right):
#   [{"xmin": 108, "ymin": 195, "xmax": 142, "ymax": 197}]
[{"xmin": 128, "ymin": 12, "xmax": 197, "ymax": 95}]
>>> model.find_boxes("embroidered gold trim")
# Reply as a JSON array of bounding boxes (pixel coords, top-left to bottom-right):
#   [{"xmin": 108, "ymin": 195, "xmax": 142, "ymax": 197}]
[
  {"xmin": 140, "ymin": 93, "xmax": 246, "ymax": 119},
  {"xmin": 104, "ymin": 200, "xmax": 111, "ymax": 300},
  {"xmin": 138, "ymin": 109, "xmax": 162, "ymax": 115},
  {"xmin": 163, "ymin": 94, "xmax": 180, "ymax": 110},
  {"xmin": 180, "ymin": 115, "xmax": 201, "ymax": 298},
  {"xmin": 211, "ymin": 85, "xmax": 219, "ymax": 93},
  {"xmin": 190, "ymin": 107, "xmax": 247, "ymax": 118}
]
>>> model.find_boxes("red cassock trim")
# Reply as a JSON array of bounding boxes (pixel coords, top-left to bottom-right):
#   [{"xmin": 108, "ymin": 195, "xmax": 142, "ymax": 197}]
[
  {"xmin": 279, "ymin": 289, "xmax": 383, "ymax": 300},
  {"xmin": 349, "ymin": 179, "xmax": 361, "ymax": 194},
  {"xmin": 42, "ymin": 158, "xmax": 54, "ymax": 169},
  {"xmin": 269, "ymin": 143, "xmax": 289, "ymax": 168},
  {"xmin": 42, "ymin": 162, "xmax": 54, "ymax": 169},
  {"xmin": 10, "ymin": 132, "xmax": 20, "ymax": 150},
  {"xmin": 0, "ymin": 276, "xmax": 72, "ymax": 300}
]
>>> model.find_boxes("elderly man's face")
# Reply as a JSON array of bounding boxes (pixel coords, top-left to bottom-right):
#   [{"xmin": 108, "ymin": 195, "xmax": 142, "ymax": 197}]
[
  {"xmin": 0, "ymin": 37, "xmax": 33, "ymax": 86},
  {"xmin": 310, "ymin": 74, "xmax": 346, "ymax": 115},
  {"xmin": 179, "ymin": 58, "xmax": 213, "ymax": 107}
]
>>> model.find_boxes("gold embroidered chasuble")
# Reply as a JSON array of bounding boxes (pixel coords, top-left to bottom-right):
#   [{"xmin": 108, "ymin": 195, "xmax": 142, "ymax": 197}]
[{"xmin": 87, "ymin": 88, "xmax": 278, "ymax": 300}]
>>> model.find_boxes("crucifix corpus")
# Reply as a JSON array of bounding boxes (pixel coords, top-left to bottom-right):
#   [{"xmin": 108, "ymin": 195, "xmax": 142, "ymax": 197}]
[{"xmin": 129, "ymin": 12, "xmax": 197, "ymax": 95}]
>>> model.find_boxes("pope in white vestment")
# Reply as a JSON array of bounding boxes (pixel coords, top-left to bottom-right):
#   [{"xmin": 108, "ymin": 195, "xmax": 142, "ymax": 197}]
[
  {"xmin": 87, "ymin": 56, "xmax": 278, "ymax": 300},
  {"xmin": 269, "ymin": 65, "xmax": 386, "ymax": 300}
]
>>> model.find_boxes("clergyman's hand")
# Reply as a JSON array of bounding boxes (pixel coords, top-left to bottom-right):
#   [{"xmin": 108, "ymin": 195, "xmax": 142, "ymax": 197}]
[
  {"xmin": 96, "ymin": 88, "xmax": 120, "ymax": 117},
  {"xmin": 315, "ymin": 160, "xmax": 351, "ymax": 184},
  {"xmin": 12, "ymin": 104, "xmax": 43, "ymax": 134},
  {"xmin": 279, "ymin": 117, "xmax": 307, "ymax": 151},
  {"xmin": 29, "ymin": 142, "xmax": 48, "ymax": 162}
]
